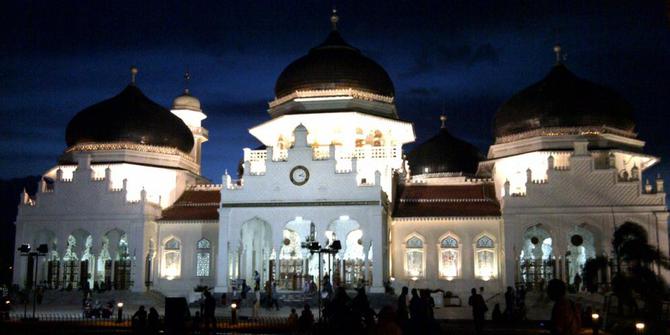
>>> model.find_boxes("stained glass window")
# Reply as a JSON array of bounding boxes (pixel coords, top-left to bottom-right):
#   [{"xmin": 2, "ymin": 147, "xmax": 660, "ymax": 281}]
[
  {"xmin": 165, "ymin": 238, "xmax": 180, "ymax": 250},
  {"xmin": 405, "ymin": 235, "xmax": 424, "ymax": 277},
  {"xmin": 162, "ymin": 238, "xmax": 181, "ymax": 279},
  {"xmin": 474, "ymin": 235, "xmax": 496, "ymax": 280},
  {"xmin": 196, "ymin": 238, "xmax": 211, "ymax": 277},
  {"xmin": 196, "ymin": 252, "xmax": 210, "ymax": 277},
  {"xmin": 439, "ymin": 236, "xmax": 459, "ymax": 279},
  {"xmin": 197, "ymin": 238, "xmax": 210, "ymax": 249},
  {"xmin": 476, "ymin": 236, "xmax": 494, "ymax": 248},
  {"xmin": 407, "ymin": 236, "xmax": 423, "ymax": 249},
  {"xmin": 441, "ymin": 236, "xmax": 458, "ymax": 248}
]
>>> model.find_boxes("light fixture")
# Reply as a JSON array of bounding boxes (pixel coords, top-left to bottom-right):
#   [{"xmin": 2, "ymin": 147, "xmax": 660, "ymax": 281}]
[
  {"xmin": 117, "ymin": 302, "xmax": 124, "ymax": 308},
  {"xmin": 591, "ymin": 313, "xmax": 600, "ymax": 335},
  {"xmin": 635, "ymin": 322, "xmax": 645, "ymax": 333},
  {"xmin": 230, "ymin": 303, "xmax": 237, "ymax": 309}
]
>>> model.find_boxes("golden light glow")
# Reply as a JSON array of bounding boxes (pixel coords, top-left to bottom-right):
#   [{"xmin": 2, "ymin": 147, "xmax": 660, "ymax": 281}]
[
  {"xmin": 65, "ymin": 142, "xmax": 194, "ymax": 161},
  {"xmin": 591, "ymin": 313, "xmax": 599, "ymax": 320},
  {"xmin": 269, "ymin": 88, "xmax": 394, "ymax": 108},
  {"xmin": 117, "ymin": 302, "xmax": 124, "ymax": 308},
  {"xmin": 635, "ymin": 322, "xmax": 645, "ymax": 330},
  {"xmin": 495, "ymin": 126, "xmax": 636, "ymax": 144}
]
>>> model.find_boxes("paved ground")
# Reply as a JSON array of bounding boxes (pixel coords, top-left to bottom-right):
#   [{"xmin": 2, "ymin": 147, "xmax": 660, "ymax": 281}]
[{"xmin": 8, "ymin": 288, "xmax": 607, "ymax": 322}]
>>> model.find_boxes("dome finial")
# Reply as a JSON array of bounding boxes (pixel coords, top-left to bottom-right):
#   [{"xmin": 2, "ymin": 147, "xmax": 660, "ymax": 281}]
[
  {"xmin": 330, "ymin": 7, "xmax": 339, "ymax": 31},
  {"xmin": 183, "ymin": 69, "xmax": 191, "ymax": 95},
  {"xmin": 553, "ymin": 44, "xmax": 563, "ymax": 65},
  {"xmin": 130, "ymin": 65, "xmax": 139, "ymax": 84},
  {"xmin": 440, "ymin": 100, "xmax": 447, "ymax": 128}
]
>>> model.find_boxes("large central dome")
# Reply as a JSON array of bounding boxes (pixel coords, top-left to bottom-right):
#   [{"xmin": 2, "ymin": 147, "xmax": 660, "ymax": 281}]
[{"xmin": 274, "ymin": 14, "xmax": 395, "ymax": 99}]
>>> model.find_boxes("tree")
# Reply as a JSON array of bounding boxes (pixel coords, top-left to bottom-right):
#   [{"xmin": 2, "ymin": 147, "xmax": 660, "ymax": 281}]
[
  {"xmin": 611, "ymin": 222, "xmax": 669, "ymax": 330},
  {"xmin": 582, "ymin": 256, "xmax": 608, "ymax": 293}
]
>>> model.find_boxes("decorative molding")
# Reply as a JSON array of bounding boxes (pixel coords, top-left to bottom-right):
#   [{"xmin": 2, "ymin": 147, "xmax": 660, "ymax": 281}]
[
  {"xmin": 393, "ymin": 216, "xmax": 502, "ymax": 221},
  {"xmin": 221, "ymin": 200, "xmax": 380, "ymax": 208},
  {"xmin": 65, "ymin": 142, "xmax": 194, "ymax": 162},
  {"xmin": 157, "ymin": 220, "xmax": 219, "ymax": 225},
  {"xmin": 269, "ymin": 88, "xmax": 394, "ymax": 108},
  {"xmin": 495, "ymin": 126, "xmax": 636, "ymax": 144}
]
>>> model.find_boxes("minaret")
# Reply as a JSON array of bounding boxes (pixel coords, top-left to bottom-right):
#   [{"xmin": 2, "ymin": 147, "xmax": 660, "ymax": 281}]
[{"xmin": 171, "ymin": 70, "xmax": 208, "ymax": 172}]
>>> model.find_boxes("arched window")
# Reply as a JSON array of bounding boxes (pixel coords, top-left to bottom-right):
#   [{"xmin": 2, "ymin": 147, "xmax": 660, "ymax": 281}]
[
  {"xmin": 439, "ymin": 235, "xmax": 459, "ymax": 280},
  {"xmin": 162, "ymin": 238, "xmax": 181, "ymax": 280},
  {"xmin": 474, "ymin": 235, "xmax": 496, "ymax": 280},
  {"xmin": 196, "ymin": 238, "xmax": 211, "ymax": 277},
  {"xmin": 405, "ymin": 235, "xmax": 424, "ymax": 278}
]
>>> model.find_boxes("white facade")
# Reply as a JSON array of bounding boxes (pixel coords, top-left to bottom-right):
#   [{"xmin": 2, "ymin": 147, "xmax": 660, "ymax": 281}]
[{"xmin": 217, "ymin": 124, "xmax": 390, "ymax": 293}]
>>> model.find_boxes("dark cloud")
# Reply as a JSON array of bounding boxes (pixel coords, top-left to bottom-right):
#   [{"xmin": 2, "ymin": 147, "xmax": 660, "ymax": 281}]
[{"xmin": 403, "ymin": 42, "xmax": 500, "ymax": 78}]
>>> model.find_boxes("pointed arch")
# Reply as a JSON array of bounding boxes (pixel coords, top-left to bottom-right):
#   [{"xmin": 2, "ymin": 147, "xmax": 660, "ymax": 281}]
[
  {"xmin": 473, "ymin": 232, "xmax": 498, "ymax": 280},
  {"xmin": 438, "ymin": 232, "xmax": 461, "ymax": 280},
  {"xmin": 404, "ymin": 232, "xmax": 425, "ymax": 278},
  {"xmin": 161, "ymin": 236, "xmax": 182, "ymax": 280}
]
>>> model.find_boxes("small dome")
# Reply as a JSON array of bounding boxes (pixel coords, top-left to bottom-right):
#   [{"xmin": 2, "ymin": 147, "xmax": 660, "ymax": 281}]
[
  {"xmin": 274, "ymin": 29, "xmax": 395, "ymax": 99},
  {"xmin": 172, "ymin": 91, "xmax": 201, "ymax": 111},
  {"xmin": 407, "ymin": 125, "xmax": 484, "ymax": 175},
  {"xmin": 66, "ymin": 84, "xmax": 194, "ymax": 153},
  {"xmin": 494, "ymin": 64, "xmax": 636, "ymax": 139}
]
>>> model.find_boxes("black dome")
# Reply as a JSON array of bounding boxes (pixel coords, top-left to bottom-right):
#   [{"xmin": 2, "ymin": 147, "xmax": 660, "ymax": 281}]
[
  {"xmin": 274, "ymin": 30, "xmax": 395, "ymax": 98},
  {"xmin": 494, "ymin": 64, "xmax": 635, "ymax": 139},
  {"xmin": 66, "ymin": 84, "xmax": 194, "ymax": 153},
  {"xmin": 407, "ymin": 127, "xmax": 484, "ymax": 175}
]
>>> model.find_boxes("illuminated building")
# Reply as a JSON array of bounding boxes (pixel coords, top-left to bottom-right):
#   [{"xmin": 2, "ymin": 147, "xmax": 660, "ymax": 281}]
[{"xmin": 12, "ymin": 14, "xmax": 668, "ymax": 299}]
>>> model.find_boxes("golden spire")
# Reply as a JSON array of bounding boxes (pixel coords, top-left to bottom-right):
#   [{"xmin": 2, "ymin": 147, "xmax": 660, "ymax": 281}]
[
  {"xmin": 130, "ymin": 65, "xmax": 138, "ymax": 84},
  {"xmin": 440, "ymin": 100, "xmax": 447, "ymax": 128},
  {"xmin": 330, "ymin": 7, "xmax": 339, "ymax": 31},
  {"xmin": 553, "ymin": 44, "xmax": 563, "ymax": 65},
  {"xmin": 183, "ymin": 69, "xmax": 191, "ymax": 95}
]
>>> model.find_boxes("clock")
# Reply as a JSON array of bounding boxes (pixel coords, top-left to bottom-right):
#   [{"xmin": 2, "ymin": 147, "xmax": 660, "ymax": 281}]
[{"xmin": 290, "ymin": 165, "xmax": 309, "ymax": 186}]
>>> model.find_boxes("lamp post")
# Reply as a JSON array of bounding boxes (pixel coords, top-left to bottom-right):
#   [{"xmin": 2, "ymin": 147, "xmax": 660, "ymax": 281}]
[
  {"xmin": 18, "ymin": 243, "xmax": 48, "ymax": 321},
  {"xmin": 230, "ymin": 302, "xmax": 237, "ymax": 324},
  {"xmin": 635, "ymin": 322, "xmax": 645, "ymax": 334},
  {"xmin": 117, "ymin": 302, "xmax": 124, "ymax": 323},
  {"xmin": 301, "ymin": 232, "xmax": 341, "ymax": 322},
  {"xmin": 591, "ymin": 313, "xmax": 599, "ymax": 335}
]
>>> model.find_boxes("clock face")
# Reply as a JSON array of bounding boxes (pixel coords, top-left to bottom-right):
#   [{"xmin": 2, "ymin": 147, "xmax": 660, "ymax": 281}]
[{"xmin": 290, "ymin": 166, "xmax": 309, "ymax": 186}]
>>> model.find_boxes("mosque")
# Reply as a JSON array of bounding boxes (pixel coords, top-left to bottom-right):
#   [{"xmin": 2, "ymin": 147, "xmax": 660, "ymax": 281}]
[{"xmin": 12, "ymin": 11, "xmax": 669, "ymax": 300}]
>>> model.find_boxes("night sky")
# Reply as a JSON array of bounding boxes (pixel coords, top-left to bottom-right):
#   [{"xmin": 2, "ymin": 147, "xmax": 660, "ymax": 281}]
[{"xmin": 2, "ymin": 1, "xmax": 670, "ymax": 183}]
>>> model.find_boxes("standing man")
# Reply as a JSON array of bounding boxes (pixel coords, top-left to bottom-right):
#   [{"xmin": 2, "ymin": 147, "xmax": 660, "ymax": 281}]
[
  {"xmin": 203, "ymin": 291, "xmax": 216, "ymax": 331},
  {"xmin": 468, "ymin": 288, "xmax": 488, "ymax": 334}
]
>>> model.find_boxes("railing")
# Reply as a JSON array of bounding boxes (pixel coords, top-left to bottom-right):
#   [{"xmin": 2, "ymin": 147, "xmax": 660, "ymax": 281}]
[{"xmin": 0, "ymin": 313, "xmax": 290, "ymax": 333}]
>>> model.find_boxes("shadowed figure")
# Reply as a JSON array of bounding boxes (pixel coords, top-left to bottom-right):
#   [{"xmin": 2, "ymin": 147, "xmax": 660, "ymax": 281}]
[
  {"xmin": 547, "ymin": 279, "xmax": 581, "ymax": 335},
  {"xmin": 468, "ymin": 288, "xmax": 487, "ymax": 334}
]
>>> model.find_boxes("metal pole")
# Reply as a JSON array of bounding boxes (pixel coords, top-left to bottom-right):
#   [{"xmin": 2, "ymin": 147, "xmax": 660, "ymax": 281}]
[
  {"xmin": 23, "ymin": 255, "xmax": 29, "ymax": 319},
  {"xmin": 317, "ymin": 250, "xmax": 321, "ymax": 321},
  {"xmin": 32, "ymin": 254, "xmax": 38, "ymax": 319}
]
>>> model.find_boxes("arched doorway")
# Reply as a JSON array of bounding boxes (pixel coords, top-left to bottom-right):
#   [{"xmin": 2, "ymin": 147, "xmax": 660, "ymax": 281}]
[
  {"xmin": 239, "ymin": 218, "xmax": 272, "ymax": 288},
  {"xmin": 326, "ymin": 216, "xmax": 365, "ymax": 288},
  {"xmin": 520, "ymin": 226, "xmax": 554, "ymax": 287},
  {"xmin": 566, "ymin": 225, "xmax": 596, "ymax": 284}
]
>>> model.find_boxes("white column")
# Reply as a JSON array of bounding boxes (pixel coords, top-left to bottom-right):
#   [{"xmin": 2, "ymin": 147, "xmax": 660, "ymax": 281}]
[
  {"xmin": 215, "ymin": 239, "xmax": 230, "ymax": 293},
  {"xmin": 364, "ymin": 240, "xmax": 371, "ymax": 286}
]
